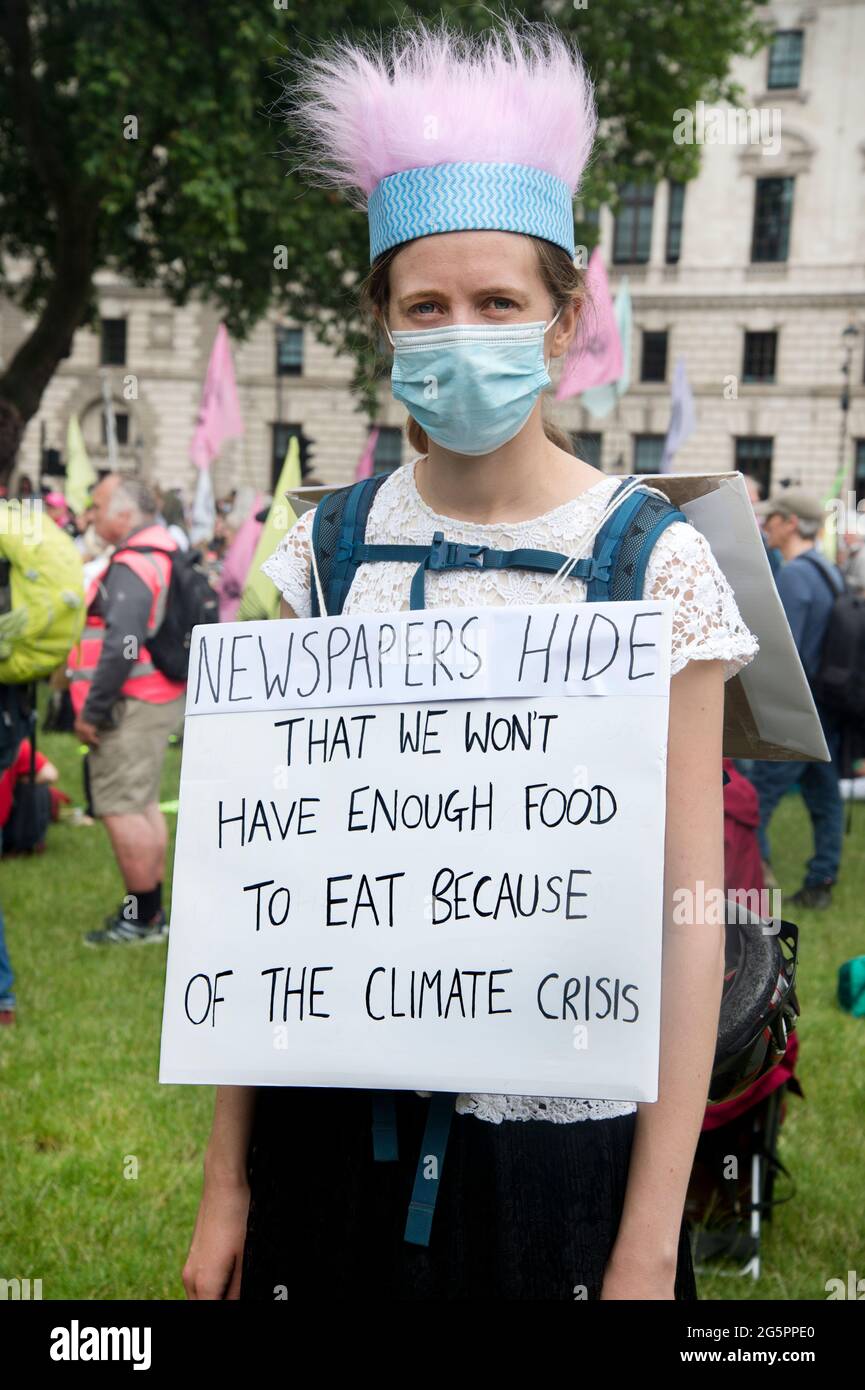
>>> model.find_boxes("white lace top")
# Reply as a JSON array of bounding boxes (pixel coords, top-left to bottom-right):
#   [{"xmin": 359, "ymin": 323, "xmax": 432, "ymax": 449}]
[{"xmin": 262, "ymin": 457, "xmax": 759, "ymax": 1125}]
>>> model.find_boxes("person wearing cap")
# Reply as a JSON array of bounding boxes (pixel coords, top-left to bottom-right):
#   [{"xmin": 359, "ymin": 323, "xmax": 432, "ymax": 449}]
[
  {"xmin": 182, "ymin": 19, "xmax": 759, "ymax": 1304},
  {"xmin": 751, "ymin": 488, "xmax": 845, "ymax": 908},
  {"xmin": 742, "ymin": 474, "xmax": 782, "ymax": 578}
]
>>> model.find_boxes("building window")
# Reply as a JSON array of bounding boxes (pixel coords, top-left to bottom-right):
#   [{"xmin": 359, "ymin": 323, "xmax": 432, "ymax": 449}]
[
  {"xmin": 100, "ymin": 318, "xmax": 127, "ymax": 366},
  {"xmin": 575, "ymin": 203, "xmax": 601, "ymax": 257},
  {"xmin": 101, "ymin": 411, "xmax": 129, "ymax": 446},
  {"xmin": 570, "ymin": 432, "xmax": 602, "ymax": 470},
  {"xmin": 767, "ymin": 30, "xmax": 803, "ymax": 89},
  {"xmin": 276, "ymin": 326, "xmax": 303, "ymax": 376},
  {"xmin": 743, "ymin": 332, "xmax": 778, "ymax": 384},
  {"xmin": 735, "ymin": 437, "xmax": 773, "ymax": 498},
  {"xmin": 665, "ymin": 182, "xmax": 685, "ymax": 264},
  {"xmin": 41, "ymin": 447, "xmax": 64, "ymax": 478},
  {"xmin": 613, "ymin": 183, "xmax": 655, "ymax": 265},
  {"xmin": 751, "ymin": 178, "xmax": 793, "ymax": 263},
  {"xmin": 633, "ymin": 435, "xmax": 665, "ymax": 474},
  {"xmin": 640, "ymin": 331, "xmax": 668, "ymax": 383},
  {"xmin": 855, "ymin": 440, "xmax": 865, "ymax": 508},
  {"xmin": 373, "ymin": 427, "xmax": 403, "ymax": 475},
  {"xmin": 271, "ymin": 422, "xmax": 314, "ymax": 488}
]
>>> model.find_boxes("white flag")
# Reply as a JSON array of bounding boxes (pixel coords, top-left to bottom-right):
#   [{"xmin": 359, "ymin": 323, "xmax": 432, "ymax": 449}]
[
  {"xmin": 660, "ymin": 357, "xmax": 696, "ymax": 473},
  {"xmin": 190, "ymin": 464, "xmax": 216, "ymax": 544}
]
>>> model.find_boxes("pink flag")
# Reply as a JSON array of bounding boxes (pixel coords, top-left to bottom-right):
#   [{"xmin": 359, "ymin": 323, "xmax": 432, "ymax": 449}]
[
  {"xmin": 355, "ymin": 427, "xmax": 380, "ymax": 480},
  {"xmin": 555, "ymin": 249, "xmax": 623, "ymax": 401},
  {"xmin": 190, "ymin": 323, "xmax": 244, "ymax": 468},
  {"xmin": 217, "ymin": 492, "xmax": 266, "ymax": 623}
]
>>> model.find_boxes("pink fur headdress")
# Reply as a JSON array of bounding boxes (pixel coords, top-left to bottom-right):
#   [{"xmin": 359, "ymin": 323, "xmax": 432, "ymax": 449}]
[{"xmin": 286, "ymin": 19, "xmax": 597, "ymax": 261}]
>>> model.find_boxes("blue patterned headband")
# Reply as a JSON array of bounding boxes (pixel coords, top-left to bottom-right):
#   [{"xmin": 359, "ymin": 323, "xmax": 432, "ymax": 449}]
[{"xmin": 367, "ymin": 161, "xmax": 575, "ymax": 262}]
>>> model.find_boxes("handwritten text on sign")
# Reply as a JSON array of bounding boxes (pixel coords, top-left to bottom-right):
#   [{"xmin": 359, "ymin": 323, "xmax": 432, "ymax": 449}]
[{"xmin": 159, "ymin": 601, "xmax": 673, "ymax": 1100}]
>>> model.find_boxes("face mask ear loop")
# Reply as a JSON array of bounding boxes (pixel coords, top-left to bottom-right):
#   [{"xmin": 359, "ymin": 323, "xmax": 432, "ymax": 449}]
[
  {"xmin": 382, "ymin": 317, "xmax": 395, "ymax": 349},
  {"xmin": 544, "ymin": 304, "xmax": 564, "ymax": 374},
  {"xmin": 537, "ymin": 476, "xmax": 646, "ymax": 603}
]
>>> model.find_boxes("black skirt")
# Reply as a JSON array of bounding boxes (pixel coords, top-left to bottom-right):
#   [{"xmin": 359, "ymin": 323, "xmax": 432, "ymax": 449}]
[{"xmin": 240, "ymin": 1085, "xmax": 697, "ymax": 1301}]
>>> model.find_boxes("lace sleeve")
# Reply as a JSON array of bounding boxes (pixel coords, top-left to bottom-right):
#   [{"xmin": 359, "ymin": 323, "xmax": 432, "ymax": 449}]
[
  {"xmin": 260, "ymin": 507, "xmax": 314, "ymax": 618},
  {"xmin": 644, "ymin": 520, "xmax": 759, "ymax": 680}
]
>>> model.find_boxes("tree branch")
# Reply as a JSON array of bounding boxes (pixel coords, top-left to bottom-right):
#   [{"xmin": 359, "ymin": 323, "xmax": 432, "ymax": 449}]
[{"xmin": 0, "ymin": 0, "xmax": 73, "ymax": 211}]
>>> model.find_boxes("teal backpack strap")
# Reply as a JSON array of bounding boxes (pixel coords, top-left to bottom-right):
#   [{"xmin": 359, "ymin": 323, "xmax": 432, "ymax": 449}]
[
  {"xmin": 319, "ymin": 530, "xmax": 602, "ymax": 611},
  {"xmin": 309, "ymin": 474, "xmax": 389, "ymax": 617},
  {"xmin": 587, "ymin": 478, "xmax": 689, "ymax": 602},
  {"xmin": 405, "ymin": 535, "xmax": 603, "ymax": 610},
  {"xmin": 371, "ymin": 1091, "xmax": 399, "ymax": 1161},
  {"xmin": 311, "ymin": 474, "xmax": 688, "ymax": 612},
  {"xmin": 627, "ymin": 502, "xmax": 688, "ymax": 599},
  {"xmin": 404, "ymin": 1092, "xmax": 457, "ymax": 1247}
]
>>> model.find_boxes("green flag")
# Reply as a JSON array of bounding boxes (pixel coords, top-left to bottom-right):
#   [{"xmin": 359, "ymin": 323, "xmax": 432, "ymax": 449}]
[
  {"xmin": 238, "ymin": 435, "xmax": 302, "ymax": 620},
  {"xmin": 66, "ymin": 413, "xmax": 97, "ymax": 515},
  {"xmin": 822, "ymin": 456, "xmax": 850, "ymax": 565}
]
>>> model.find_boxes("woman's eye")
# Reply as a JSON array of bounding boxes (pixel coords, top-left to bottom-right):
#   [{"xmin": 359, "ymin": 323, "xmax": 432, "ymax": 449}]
[
  {"xmin": 486, "ymin": 297, "xmax": 517, "ymax": 312},
  {"xmin": 409, "ymin": 302, "xmax": 440, "ymax": 316}
]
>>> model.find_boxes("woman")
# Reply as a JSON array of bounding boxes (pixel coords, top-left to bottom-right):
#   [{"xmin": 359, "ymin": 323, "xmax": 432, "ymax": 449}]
[
  {"xmin": 183, "ymin": 20, "xmax": 758, "ymax": 1301},
  {"xmin": 159, "ymin": 490, "xmax": 191, "ymax": 553}
]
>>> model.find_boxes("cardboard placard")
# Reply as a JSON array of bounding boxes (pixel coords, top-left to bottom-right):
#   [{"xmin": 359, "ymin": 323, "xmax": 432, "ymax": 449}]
[{"xmin": 160, "ymin": 601, "xmax": 673, "ymax": 1100}]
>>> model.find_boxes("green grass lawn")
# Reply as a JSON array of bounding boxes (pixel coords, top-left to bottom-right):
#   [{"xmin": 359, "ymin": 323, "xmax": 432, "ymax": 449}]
[{"xmin": 1, "ymin": 719, "xmax": 863, "ymax": 1300}]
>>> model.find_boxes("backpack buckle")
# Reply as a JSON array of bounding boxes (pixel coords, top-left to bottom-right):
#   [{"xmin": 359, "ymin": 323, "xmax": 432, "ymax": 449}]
[
  {"xmin": 585, "ymin": 534, "xmax": 618, "ymax": 587},
  {"xmin": 428, "ymin": 531, "xmax": 486, "ymax": 572},
  {"xmin": 586, "ymin": 555, "xmax": 612, "ymax": 584}
]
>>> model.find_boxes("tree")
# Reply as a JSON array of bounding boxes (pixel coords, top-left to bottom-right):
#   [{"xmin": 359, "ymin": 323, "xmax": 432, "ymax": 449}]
[{"xmin": 0, "ymin": 0, "xmax": 765, "ymax": 484}]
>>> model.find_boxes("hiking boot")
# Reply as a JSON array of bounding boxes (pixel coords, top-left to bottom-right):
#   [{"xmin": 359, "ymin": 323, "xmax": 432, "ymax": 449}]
[
  {"xmin": 84, "ymin": 908, "xmax": 169, "ymax": 947},
  {"xmin": 789, "ymin": 883, "xmax": 833, "ymax": 910}
]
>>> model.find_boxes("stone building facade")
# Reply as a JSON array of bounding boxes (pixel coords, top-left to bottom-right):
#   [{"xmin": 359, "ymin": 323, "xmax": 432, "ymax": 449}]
[{"xmin": 1, "ymin": 0, "xmax": 863, "ymax": 506}]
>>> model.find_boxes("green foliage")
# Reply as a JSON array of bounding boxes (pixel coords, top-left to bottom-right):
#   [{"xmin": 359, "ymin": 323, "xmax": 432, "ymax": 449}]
[{"xmin": 0, "ymin": 0, "xmax": 767, "ymax": 425}]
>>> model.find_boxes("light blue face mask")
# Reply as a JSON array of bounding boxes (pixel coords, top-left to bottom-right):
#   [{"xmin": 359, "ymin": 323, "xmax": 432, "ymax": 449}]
[{"xmin": 383, "ymin": 309, "xmax": 562, "ymax": 457}]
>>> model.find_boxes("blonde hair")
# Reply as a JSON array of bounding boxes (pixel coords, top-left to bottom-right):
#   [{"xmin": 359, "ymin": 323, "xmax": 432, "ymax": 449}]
[{"xmin": 359, "ymin": 236, "xmax": 586, "ymax": 457}]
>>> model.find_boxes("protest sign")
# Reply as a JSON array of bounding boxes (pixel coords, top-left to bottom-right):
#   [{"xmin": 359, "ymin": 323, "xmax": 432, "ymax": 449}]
[{"xmin": 159, "ymin": 600, "xmax": 673, "ymax": 1102}]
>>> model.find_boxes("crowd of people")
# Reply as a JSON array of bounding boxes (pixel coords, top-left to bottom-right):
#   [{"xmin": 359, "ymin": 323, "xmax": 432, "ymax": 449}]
[
  {"xmin": 0, "ymin": 466, "xmax": 862, "ymax": 1311},
  {"xmin": 0, "ymin": 454, "xmax": 862, "ymax": 1303},
  {"xmin": 0, "ymin": 472, "xmax": 273, "ymax": 1022},
  {"xmin": 1, "ymin": 465, "xmax": 862, "ymax": 1027},
  {"xmin": 1, "ymin": 470, "xmax": 267, "ymax": 600}
]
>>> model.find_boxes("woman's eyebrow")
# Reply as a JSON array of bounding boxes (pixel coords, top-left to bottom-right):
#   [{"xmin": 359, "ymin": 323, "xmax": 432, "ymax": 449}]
[
  {"xmin": 397, "ymin": 290, "xmax": 447, "ymax": 308},
  {"xmin": 473, "ymin": 286, "xmax": 525, "ymax": 298},
  {"xmin": 397, "ymin": 285, "xmax": 525, "ymax": 308}
]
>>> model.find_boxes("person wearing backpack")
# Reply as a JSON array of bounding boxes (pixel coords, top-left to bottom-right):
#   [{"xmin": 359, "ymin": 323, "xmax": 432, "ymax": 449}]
[
  {"xmin": 750, "ymin": 489, "xmax": 846, "ymax": 909},
  {"xmin": 182, "ymin": 22, "xmax": 762, "ymax": 1303},
  {"xmin": 67, "ymin": 475, "xmax": 187, "ymax": 945}
]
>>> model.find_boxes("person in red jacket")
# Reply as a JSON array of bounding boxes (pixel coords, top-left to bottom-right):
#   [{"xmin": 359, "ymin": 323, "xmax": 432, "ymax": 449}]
[
  {"xmin": 0, "ymin": 738, "xmax": 58, "ymax": 829},
  {"xmin": 722, "ymin": 759, "xmax": 765, "ymax": 900},
  {"xmin": 67, "ymin": 475, "xmax": 186, "ymax": 945}
]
